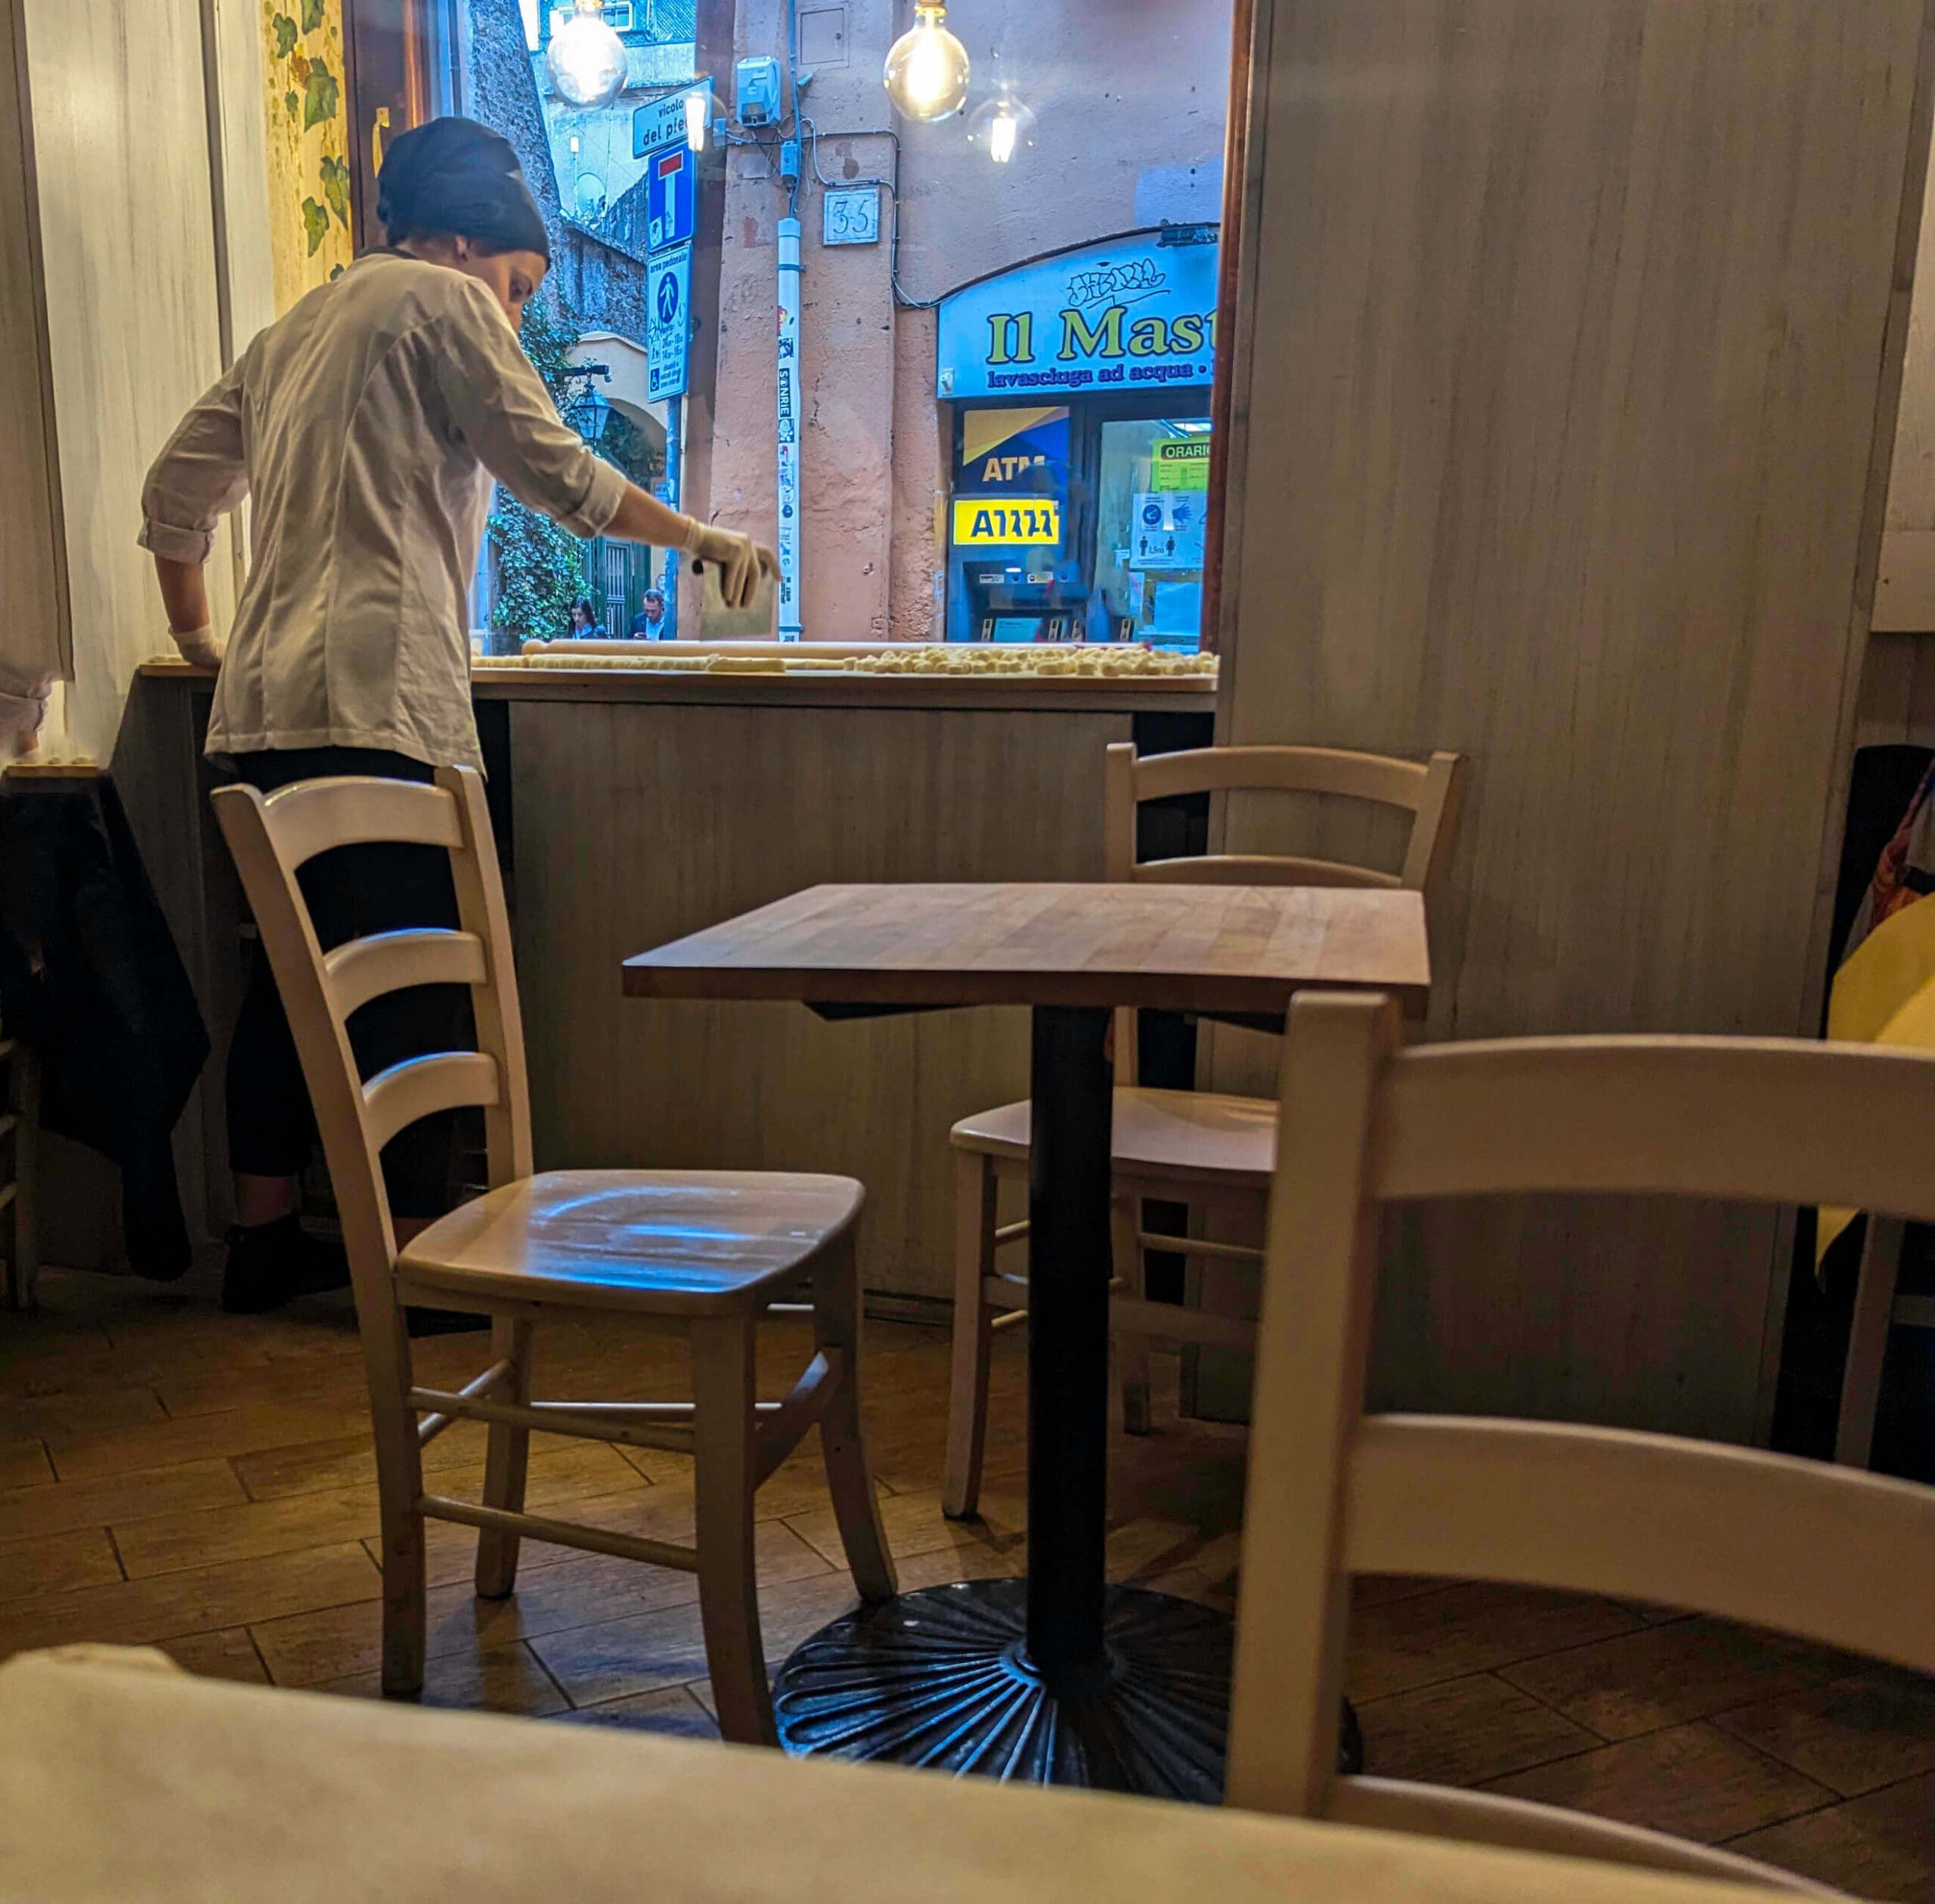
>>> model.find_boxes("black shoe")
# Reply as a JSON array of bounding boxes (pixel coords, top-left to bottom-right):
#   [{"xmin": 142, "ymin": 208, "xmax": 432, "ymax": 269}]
[{"xmin": 221, "ymin": 1214, "xmax": 351, "ymax": 1314}]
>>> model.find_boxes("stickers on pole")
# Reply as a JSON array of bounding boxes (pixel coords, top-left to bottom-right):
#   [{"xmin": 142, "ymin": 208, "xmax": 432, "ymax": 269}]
[
  {"xmin": 776, "ymin": 218, "xmax": 803, "ymax": 639},
  {"xmin": 647, "ymin": 243, "xmax": 692, "ymax": 401}
]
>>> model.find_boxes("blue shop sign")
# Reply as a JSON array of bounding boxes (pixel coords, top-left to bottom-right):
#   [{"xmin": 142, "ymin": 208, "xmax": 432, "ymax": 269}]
[{"xmin": 936, "ymin": 229, "xmax": 1218, "ymax": 402}]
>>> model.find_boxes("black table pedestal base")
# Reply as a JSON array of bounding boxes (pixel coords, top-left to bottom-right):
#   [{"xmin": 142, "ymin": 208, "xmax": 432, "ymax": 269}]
[{"xmin": 772, "ymin": 1578, "xmax": 1234, "ymax": 1799}]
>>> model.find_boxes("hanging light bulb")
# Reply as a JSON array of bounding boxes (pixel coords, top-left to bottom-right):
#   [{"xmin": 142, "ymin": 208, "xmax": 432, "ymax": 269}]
[
  {"xmin": 546, "ymin": 0, "xmax": 628, "ymax": 110},
  {"xmin": 968, "ymin": 91, "xmax": 1035, "ymax": 164},
  {"xmin": 884, "ymin": 2, "xmax": 970, "ymax": 122},
  {"xmin": 683, "ymin": 85, "xmax": 708, "ymax": 152}
]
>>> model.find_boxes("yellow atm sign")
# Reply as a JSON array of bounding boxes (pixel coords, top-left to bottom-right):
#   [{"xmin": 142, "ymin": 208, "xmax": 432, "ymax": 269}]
[{"xmin": 952, "ymin": 498, "xmax": 1061, "ymax": 546}]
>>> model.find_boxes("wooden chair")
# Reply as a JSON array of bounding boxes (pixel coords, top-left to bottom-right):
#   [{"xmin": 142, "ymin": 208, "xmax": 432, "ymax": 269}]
[
  {"xmin": 212, "ymin": 767, "xmax": 896, "ymax": 1742},
  {"xmin": 0, "ymin": 1023, "xmax": 36, "ymax": 1311},
  {"xmin": 943, "ymin": 742, "xmax": 1463, "ymax": 1517},
  {"xmin": 1227, "ymin": 991, "xmax": 1935, "ymax": 1890}
]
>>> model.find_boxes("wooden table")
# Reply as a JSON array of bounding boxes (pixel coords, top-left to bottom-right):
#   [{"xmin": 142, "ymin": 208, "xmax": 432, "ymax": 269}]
[
  {"xmin": 625, "ymin": 883, "xmax": 1430, "ymax": 1797},
  {"xmin": 0, "ymin": 1649, "xmax": 1803, "ymax": 1902}
]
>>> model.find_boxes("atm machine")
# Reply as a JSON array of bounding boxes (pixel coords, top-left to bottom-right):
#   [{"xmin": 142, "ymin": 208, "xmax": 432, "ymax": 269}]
[{"xmin": 945, "ymin": 407, "xmax": 1110, "ymax": 643}]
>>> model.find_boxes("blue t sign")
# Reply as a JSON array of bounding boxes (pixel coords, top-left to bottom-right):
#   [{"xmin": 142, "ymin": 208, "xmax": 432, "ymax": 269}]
[{"xmin": 646, "ymin": 144, "xmax": 695, "ymax": 253}]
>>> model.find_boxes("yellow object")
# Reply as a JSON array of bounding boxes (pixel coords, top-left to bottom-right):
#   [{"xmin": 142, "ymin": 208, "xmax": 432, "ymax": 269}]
[
  {"xmin": 952, "ymin": 499, "xmax": 1060, "ymax": 546},
  {"xmin": 1817, "ymin": 893, "xmax": 1935, "ymax": 1260}
]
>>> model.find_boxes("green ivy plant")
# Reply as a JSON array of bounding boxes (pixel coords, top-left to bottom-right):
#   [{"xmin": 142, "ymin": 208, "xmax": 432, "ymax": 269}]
[
  {"xmin": 268, "ymin": 5, "xmax": 343, "ymax": 255},
  {"xmin": 319, "ymin": 154, "xmax": 350, "ymax": 231},
  {"xmin": 488, "ymin": 295, "xmax": 601, "ymax": 651}
]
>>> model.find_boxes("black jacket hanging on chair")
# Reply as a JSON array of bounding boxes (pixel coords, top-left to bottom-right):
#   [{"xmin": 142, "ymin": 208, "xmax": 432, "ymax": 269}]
[{"xmin": 0, "ymin": 779, "xmax": 209, "ymax": 1280}]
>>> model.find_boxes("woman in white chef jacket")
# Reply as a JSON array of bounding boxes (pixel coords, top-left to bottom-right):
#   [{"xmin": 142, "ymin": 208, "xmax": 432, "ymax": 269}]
[{"xmin": 140, "ymin": 116, "xmax": 775, "ymax": 1315}]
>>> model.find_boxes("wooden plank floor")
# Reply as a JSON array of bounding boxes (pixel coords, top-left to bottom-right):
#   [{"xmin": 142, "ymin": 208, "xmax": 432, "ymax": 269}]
[{"xmin": 2, "ymin": 1268, "xmax": 1932, "ymax": 1896}]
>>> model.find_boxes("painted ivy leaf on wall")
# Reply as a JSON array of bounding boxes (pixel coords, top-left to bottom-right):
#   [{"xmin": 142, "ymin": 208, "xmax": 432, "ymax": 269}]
[
  {"xmin": 285, "ymin": 89, "xmax": 300, "ymax": 122},
  {"xmin": 320, "ymin": 155, "xmax": 350, "ymax": 230},
  {"xmin": 303, "ymin": 61, "xmax": 339, "ymax": 132},
  {"xmin": 271, "ymin": 11, "xmax": 299, "ymax": 59},
  {"xmin": 289, "ymin": 50, "xmax": 310, "ymax": 83},
  {"xmin": 301, "ymin": 0, "xmax": 324, "ymax": 32},
  {"xmin": 302, "ymin": 197, "xmax": 330, "ymax": 256}
]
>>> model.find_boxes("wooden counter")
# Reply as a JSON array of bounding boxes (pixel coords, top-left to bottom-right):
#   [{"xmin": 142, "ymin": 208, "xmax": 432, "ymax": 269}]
[
  {"xmin": 471, "ymin": 663, "xmax": 1213, "ymax": 714},
  {"xmin": 124, "ymin": 662, "xmax": 1214, "ymax": 1304}
]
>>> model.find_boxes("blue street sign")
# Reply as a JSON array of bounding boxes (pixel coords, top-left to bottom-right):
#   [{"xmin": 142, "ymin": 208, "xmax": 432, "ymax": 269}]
[
  {"xmin": 647, "ymin": 243, "xmax": 691, "ymax": 400},
  {"xmin": 646, "ymin": 143, "xmax": 695, "ymax": 253}
]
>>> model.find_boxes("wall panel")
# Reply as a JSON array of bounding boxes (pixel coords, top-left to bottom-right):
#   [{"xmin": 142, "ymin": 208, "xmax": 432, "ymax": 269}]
[
  {"xmin": 509, "ymin": 699, "xmax": 1132, "ymax": 1301},
  {"xmin": 1213, "ymin": 0, "xmax": 1935, "ymax": 1436}
]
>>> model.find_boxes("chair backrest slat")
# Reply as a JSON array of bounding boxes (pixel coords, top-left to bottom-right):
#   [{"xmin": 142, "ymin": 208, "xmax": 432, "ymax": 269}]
[
  {"xmin": 259, "ymin": 776, "xmax": 464, "ymax": 868},
  {"xmin": 1377, "ymin": 1036, "xmax": 1935, "ymax": 1220},
  {"xmin": 1346, "ymin": 1415, "xmax": 1935, "ymax": 1673},
  {"xmin": 1137, "ymin": 853, "xmax": 1401, "ymax": 891},
  {"xmin": 361, "ymin": 1051, "xmax": 501, "ymax": 1156},
  {"xmin": 1227, "ymin": 988, "xmax": 1935, "ymax": 1851},
  {"xmin": 325, "ymin": 928, "xmax": 488, "ymax": 1020},
  {"xmin": 1131, "ymin": 744, "xmax": 1433, "ymax": 809}
]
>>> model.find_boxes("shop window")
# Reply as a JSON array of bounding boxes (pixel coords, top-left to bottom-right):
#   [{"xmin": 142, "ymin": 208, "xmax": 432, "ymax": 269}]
[
  {"xmin": 355, "ymin": 0, "xmax": 1232, "ymax": 647},
  {"xmin": 1094, "ymin": 418, "xmax": 1212, "ymax": 652}
]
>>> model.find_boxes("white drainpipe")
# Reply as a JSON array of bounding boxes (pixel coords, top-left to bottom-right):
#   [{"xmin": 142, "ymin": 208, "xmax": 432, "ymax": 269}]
[{"xmin": 776, "ymin": 213, "xmax": 803, "ymax": 639}]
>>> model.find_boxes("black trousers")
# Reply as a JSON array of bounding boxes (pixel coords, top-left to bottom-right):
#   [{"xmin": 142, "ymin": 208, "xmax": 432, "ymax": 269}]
[{"xmin": 222, "ymin": 748, "xmax": 472, "ymax": 1219}]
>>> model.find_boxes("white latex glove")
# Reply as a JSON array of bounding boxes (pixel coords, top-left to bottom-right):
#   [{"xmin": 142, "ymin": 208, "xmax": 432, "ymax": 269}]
[
  {"xmin": 0, "ymin": 663, "xmax": 53, "ymax": 759},
  {"xmin": 172, "ymin": 624, "xmax": 226, "ymax": 671},
  {"xmin": 680, "ymin": 519, "xmax": 779, "ymax": 612}
]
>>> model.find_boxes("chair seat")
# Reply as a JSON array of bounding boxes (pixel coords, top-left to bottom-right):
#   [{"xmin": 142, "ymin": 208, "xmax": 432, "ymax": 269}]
[
  {"xmin": 950, "ymin": 1086, "xmax": 1277, "ymax": 1190},
  {"xmin": 395, "ymin": 1169, "xmax": 864, "ymax": 1316}
]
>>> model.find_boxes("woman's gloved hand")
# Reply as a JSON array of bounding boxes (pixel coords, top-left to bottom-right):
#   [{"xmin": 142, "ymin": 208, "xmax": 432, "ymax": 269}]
[
  {"xmin": 680, "ymin": 519, "xmax": 780, "ymax": 611},
  {"xmin": 171, "ymin": 624, "xmax": 227, "ymax": 672}
]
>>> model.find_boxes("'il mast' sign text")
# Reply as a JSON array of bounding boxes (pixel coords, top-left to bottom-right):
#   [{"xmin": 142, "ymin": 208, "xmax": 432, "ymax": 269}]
[{"xmin": 936, "ymin": 230, "xmax": 1218, "ymax": 402}]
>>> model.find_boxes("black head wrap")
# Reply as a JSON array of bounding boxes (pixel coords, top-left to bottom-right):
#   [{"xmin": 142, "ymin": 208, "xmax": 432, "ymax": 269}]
[{"xmin": 376, "ymin": 116, "xmax": 551, "ymax": 263}]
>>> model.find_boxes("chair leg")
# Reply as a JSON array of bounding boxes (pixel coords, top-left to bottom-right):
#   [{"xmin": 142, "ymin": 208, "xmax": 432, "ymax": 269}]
[
  {"xmin": 371, "ymin": 1378, "xmax": 427, "ymax": 1698},
  {"xmin": 1837, "ymin": 1216, "xmax": 1906, "ymax": 1468},
  {"xmin": 691, "ymin": 1314, "xmax": 777, "ymax": 1747},
  {"xmin": 812, "ymin": 1235, "xmax": 896, "ymax": 1601},
  {"xmin": 7, "ymin": 1047, "xmax": 37, "ymax": 1314},
  {"xmin": 943, "ymin": 1148, "xmax": 1000, "ymax": 1519},
  {"xmin": 1113, "ymin": 1193, "xmax": 1152, "ymax": 1435},
  {"xmin": 475, "ymin": 1317, "xmax": 534, "ymax": 1599},
  {"xmin": 355, "ymin": 1299, "xmax": 428, "ymax": 1699}
]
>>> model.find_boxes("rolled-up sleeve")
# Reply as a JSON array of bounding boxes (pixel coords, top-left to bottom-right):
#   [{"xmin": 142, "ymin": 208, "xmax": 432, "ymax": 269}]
[
  {"xmin": 138, "ymin": 358, "xmax": 249, "ymax": 563},
  {"xmin": 430, "ymin": 287, "xmax": 628, "ymax": 539}
]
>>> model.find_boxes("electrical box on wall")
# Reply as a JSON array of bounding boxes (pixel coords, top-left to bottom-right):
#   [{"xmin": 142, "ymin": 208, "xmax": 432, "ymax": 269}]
[{"xmin": 735, "ymin": 56, "xmax": 782, "ymax": 126}]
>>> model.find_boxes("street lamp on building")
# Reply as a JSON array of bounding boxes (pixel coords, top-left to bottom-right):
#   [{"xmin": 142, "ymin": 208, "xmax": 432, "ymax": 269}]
[
  {"xmin": 563, "ymin": 363, "xmax": 612, "ymax": 447},
  {"xmin": 546, "ymin": 0, "xmax": 628, "ymax": 110},
  {"xmin": 883, "ymin": 2, "xmax": 970, "ymax": 122},
  {"xmin": 968, "ymin": 91, "xmax": 1035, "ymax": 164}
]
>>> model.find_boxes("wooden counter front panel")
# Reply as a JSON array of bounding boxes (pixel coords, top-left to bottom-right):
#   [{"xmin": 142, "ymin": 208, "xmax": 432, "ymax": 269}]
[{"xmin": 509, "ymin": 700, "xmax": 1133, "ymax": 1300}]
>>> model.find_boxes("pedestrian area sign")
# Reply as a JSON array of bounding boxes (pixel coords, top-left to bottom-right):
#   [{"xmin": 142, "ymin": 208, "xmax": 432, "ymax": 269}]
[{"xmin": 648, "ymin": 243, "xmax": 692, "ymax": 401}]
